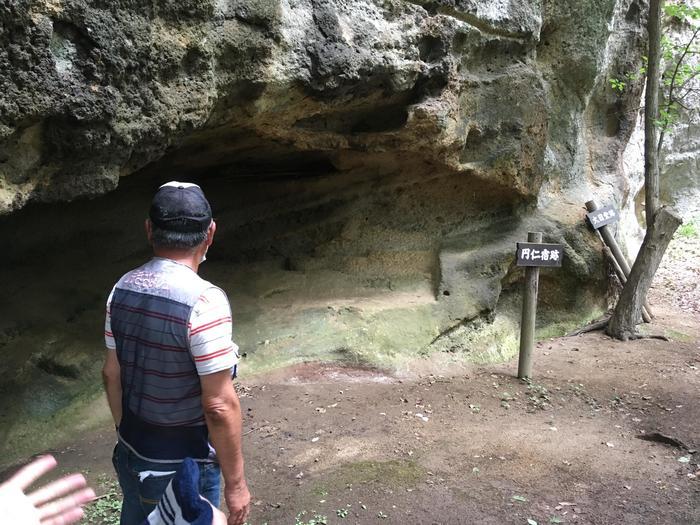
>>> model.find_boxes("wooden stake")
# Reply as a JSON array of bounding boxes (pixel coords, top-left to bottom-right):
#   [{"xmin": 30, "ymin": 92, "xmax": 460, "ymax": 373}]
[
  {"xmin": 586, "ymin": 199, "xmax": 653, "ymax": 319},
  {"xmin": 518, "ymin": 231, "xmax": 542, "ymax": 379}
]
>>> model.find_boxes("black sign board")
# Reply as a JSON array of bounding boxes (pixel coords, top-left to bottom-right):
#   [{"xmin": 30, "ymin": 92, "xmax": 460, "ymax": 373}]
[
  {"xmin": 516, "ymin": 242, "xmax": 564, "ymax": 267},
  {"xmin": 586, "ymin": 205, "xmax": 619, "ymax": 229}
]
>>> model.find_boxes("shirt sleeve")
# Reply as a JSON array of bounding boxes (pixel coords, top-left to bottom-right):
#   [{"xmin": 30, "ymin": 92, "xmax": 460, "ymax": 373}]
[
  {"xmin": 105, "ymin": 287, "xmax": 116, "ymax": 350},
  {"xmin": 188, "ymin": 287, "xmax": 239, "ymax": 376}
]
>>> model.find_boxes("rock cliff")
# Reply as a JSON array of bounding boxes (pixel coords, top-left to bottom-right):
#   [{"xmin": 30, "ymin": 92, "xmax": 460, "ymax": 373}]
[
  {"xmin": 0, "ymin": 0, "xmax": 664, "ymax": 461},
  {"xmin": 1, "ymin": 0, "xmax": 647, "ymax": 211},
  {"xmin": 622, "ymin": 9, "xmax": 700, "ymax": 235}
]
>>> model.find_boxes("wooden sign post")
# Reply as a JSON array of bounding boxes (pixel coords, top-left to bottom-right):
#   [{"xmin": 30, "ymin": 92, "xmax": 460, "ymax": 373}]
[
  {"xmin": 516, "ymin": 232, "xmax": 564, "ymax": 379},
  {"xmin": 585, "ymin": 199, "xmax": 652, "ymax": 322}
]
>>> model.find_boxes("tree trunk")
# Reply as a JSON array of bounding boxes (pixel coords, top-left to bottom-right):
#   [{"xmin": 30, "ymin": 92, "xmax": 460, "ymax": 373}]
[
  {"xmin": 607, "ymin": 0, "xmax": 671, "ymax": 341},
  {"xmin": 644, "ymin": 0, "xmax": 663, "ymax": 227},
  {"xmin": 607, "ymin": 207, "xmax": 682, "ymax": 340}
]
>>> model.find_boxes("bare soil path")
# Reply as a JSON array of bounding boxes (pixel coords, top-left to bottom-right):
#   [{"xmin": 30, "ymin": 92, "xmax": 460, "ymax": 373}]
[
  {"xmin": 33, "ymin": 232, "xmax": 700, "ymax": 525},
  {"xmin": 46, "ymin": 300, "xmax": 699, "ymax": 525}
]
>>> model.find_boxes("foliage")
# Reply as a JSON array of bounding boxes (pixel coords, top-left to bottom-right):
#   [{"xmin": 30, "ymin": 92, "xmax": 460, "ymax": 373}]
[
  {"xmin": 295, "ymin": 512, "xmax": 328, "ymax": 525},
  {"xmin": 656, "ymin": 1, "xmax": 700, "ymax": 133},
  {"xmin": 609, "ymin": 77, "xmax": 626, "ymax": 92},
  {"xmin": 677, "ymin": 218, "xmax": 698, "ymax": 238},
  {"xmin": 83, "ymin": 478, "xmax": 122, "ymax": 525},
  {"xmin": 664, "ymin": 1, "xmax": 700, "ymax": 21},
  {"xmin": 610, "ymin": 0, "xmax": 699, "ymax": 139}
]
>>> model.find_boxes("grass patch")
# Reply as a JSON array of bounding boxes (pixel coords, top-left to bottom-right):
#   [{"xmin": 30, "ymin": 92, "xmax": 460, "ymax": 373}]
[
  {"xmin": 677, "ymin": 220, "xmax": 698, "ymax": 239},
  {"xmin": 664, "ymin": 328, "xmax": 694, "ymax": 343},
  {"xmin": 84, "ymin": 477, "xmax": 121, "ymax": 525},
  {"xmin": 535, "ymin": 306, "xmax": 607, "ymax": 341},
  {"xmin": 294, "ymin": 512, "xmax": 328, "ymax": 525},
  {"xmin": 333, "ymin": 459, "xmax": 425, "ymax": 488}
]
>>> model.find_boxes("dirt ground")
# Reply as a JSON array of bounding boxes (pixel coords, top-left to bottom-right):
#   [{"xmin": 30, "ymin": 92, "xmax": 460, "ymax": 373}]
[{"xmin": 42, "ymin": 234, "xmax": 700, "ymax": 525}]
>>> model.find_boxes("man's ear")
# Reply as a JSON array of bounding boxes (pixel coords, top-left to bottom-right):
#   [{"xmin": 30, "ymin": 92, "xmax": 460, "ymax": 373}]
[
  {"xmin": 206, "ymin": 220, "xmax": 216, "ymax": 246},
  {"xmin": 145, "ymin": 219, "xmax": 153, "ymax": 242}
]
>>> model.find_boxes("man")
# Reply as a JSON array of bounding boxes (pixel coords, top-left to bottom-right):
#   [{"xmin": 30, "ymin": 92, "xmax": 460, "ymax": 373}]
[{"xmin": 102, "ymin": 181, "xmax": 250, "ymax": 525}]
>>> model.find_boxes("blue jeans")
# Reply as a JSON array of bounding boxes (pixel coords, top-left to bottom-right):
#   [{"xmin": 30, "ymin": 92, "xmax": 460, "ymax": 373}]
[{"xmin": 112, "ymin": 441, "xmax": 221, "ymax": 525}]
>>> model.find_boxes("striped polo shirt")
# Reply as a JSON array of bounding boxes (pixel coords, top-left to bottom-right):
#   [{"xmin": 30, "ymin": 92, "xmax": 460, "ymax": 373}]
[{"xmin": 105, "ymin": 257, "xmax": 238, "ymax": 463}]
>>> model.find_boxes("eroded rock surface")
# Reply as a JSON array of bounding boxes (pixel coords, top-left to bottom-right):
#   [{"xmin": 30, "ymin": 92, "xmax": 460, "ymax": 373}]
[
  {"xmin": 1, "ymin": 0, "xmax": 647, "ymax": 209},
  {"xmin": 622, "ymin": 13, "xmax": 700, "ymax": 227},
  {"xmin": 0, "ymin": 0, "xmax": 668, "ymax": 461}
]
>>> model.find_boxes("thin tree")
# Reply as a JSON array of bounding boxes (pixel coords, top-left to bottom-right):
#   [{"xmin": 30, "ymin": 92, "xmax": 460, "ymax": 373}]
[{"xmin": 606, "ymin": 0, "xmax": 690, "ymax": 340}]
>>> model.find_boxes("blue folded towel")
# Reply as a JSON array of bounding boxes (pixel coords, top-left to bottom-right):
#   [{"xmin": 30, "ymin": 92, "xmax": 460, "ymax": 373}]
[{"xmin": 144, "ymin": 458, "xmax": 214, "ymax": 525}]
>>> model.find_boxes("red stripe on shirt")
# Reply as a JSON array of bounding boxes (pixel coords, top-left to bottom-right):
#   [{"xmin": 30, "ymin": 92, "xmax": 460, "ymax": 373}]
[
  {"xmin": 111, "ymin": 303, "xmax": 187, "ymax": 325},
  {"xmin": 193, "ymin": 346, "xmax": 233, "ymax": 362},
  {"xmin": 105, "ymin": 331, "xmax": 113, "ymax": 337},
  {"xmin": 119, "ymin": 333, "xmax": 188, "ymax": 353},
  {"xmin": 190, "ymin": 316, "xmax": 231, "ymax": 336},
  {"xmin": 121, "ymin": 362, "xmax": 194, "ymax": 378}
]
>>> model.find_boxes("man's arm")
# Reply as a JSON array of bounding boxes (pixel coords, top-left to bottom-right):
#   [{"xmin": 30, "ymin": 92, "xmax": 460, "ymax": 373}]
[
  {"xmin": 102, "ymin": 350, "xmax": 122, "ymax": 427},
  {"xmin": 200, "ymin": 370, "xmax": 250, "ymax": 525}
]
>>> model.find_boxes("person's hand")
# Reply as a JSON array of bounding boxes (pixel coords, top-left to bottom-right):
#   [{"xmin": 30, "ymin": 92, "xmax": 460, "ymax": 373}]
[
  {"xmin": 0, "ymin": 455, "xmax": 95, "ymax": 525},
  {"xmin": 224, "ymin": 481, "xmax": 250, "ymax": 525}
]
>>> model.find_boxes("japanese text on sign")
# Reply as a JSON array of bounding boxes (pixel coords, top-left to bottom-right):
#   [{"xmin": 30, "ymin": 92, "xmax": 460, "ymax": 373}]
[
  {"xmin": 586, "ymin": 205, "xmax": 619, "ymax": 229},
  {"xmin": 516, "ymin": 242, "xmax": 564, "ymax": 267}
]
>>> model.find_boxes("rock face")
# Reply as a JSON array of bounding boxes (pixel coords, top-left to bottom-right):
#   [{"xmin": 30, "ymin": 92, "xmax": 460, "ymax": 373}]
[
  {"xmin": 1, "ymin": 0, "xmax": 647, "ymax": 211},
  {"xmin": 622, "ymin": 12, "xmax": 700, "ymax": 231},
  {"xmin": 0, "ymin": 0, "xmax": 672, "ymax": 461}
]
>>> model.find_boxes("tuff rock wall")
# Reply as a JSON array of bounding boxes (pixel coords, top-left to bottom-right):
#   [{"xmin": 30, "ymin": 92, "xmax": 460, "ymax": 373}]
[
  {"xmin": 1, "ymin": 0, "xmax": 648, "ymax": 211},
  {"xmin": 622, "ymin": 8, "xmax": 700, "ymax": 240},
  {"xmin": 0, "ymin": 0, "xmax": 656, "ymax": 461}
]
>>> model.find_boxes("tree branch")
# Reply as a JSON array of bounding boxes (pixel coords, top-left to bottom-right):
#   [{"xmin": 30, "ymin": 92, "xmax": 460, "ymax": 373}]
[{"xmin": 658, "ymin": 25, "xmax": 700, "ymax": 154}]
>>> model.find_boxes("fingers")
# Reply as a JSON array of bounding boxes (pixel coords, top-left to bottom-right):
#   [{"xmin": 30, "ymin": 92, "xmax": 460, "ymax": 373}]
[
  {"xmin": 36, "ymin": 487, "xmax": 95, "ymax": 521},
  {"xmin": 40, "ymin": 506, "xmax": 85, "ymax": 525},
  {"xmin": 227, "ymin": 505, "xmax": 250, "ymax": 525},
  {"xmin": 8, "ymin": 455, "xmax": 58, "ymax": 491},
  {"xmin": 225, "ymin": 484, "xmax": 251, "ymax": 525},
  {"xmin": 28, "ymin": 473, "xmax": 88, "ymax": 507},
  {"xmin": 3, "ymin": 455, "xmax": 94, "ymax": 525}
]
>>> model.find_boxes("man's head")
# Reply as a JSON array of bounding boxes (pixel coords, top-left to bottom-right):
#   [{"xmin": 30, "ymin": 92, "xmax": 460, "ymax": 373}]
[{"xmin": 146, "ymin": 182, "xmax": 215, "ymax": 255}]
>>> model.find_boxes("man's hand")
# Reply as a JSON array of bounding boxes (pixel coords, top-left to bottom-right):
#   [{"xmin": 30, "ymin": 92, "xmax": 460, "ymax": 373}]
[
  {"xmin": 200, "ymin": 369, "xmax": 250, "ymax": 525},
  {"xmin": 0, "ymin": 455, "xmax": 95, "ymax": 525},
  {"xmin": 224, "ymin": 481, "xmax": 251, "ymax": 525}
]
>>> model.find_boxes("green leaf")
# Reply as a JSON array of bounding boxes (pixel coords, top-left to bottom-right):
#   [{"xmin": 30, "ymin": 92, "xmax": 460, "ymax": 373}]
[
  {"xmin": 528, "ymin": 519, "xmax": 538, "ymax": 525},
  {"xmin": 513, "ymin": 495, "xmax": 528, "ymax": 502}
]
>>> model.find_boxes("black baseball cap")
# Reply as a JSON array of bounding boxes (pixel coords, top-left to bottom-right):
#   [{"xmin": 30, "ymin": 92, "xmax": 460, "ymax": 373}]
[{"xmin": 149, "ymin": 181, "xmax": 212, "ymax": 233}]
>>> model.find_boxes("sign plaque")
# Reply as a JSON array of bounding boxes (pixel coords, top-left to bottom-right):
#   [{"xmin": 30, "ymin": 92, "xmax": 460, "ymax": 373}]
[
  {"xmin": 516, "ymin": 242, "xmax": 564, "ymax": 267},
  {"xmin": 586, "ymin": 205, "xmax": 619, "ymax": 229}
]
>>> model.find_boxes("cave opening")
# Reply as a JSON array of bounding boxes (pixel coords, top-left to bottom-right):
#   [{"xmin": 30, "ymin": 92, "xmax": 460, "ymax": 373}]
[
  {"xmin": 1, "ymin": 130, "xmax": 522, "ymax": 354},
  {"xmin": 0, "ymin": 132, "xmax": 527, "ymax": 458},
  {"xmin": 128, "ymin": 131, "xmax": 523, "ymax": 324}
]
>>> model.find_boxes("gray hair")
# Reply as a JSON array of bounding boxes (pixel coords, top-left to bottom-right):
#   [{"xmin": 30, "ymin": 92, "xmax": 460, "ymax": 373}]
[{"xmin": 150, "ymin": 224, "xmax": 208, "ymax": 250}]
